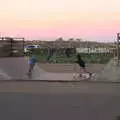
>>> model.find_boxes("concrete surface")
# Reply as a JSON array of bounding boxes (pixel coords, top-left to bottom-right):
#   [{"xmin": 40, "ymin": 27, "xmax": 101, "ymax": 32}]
[
  {"xmin": 0, "ymin": 57, "xmax": 92, "ymax": 81},
  {"xmin": 0, "ymin": 82, "xmax": 120, "ymax": 120}
]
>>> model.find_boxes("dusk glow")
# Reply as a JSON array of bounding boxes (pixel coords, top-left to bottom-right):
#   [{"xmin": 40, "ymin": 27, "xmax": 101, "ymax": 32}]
[{"xmin": 0, "ymin": 0, "xmax": 120, "ymax": 41}]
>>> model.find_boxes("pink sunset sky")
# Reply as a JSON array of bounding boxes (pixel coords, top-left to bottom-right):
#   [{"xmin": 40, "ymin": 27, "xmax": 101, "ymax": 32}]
[{"xmin": 0, "ymin": 0, "xmax": 120, "ymax": 42}]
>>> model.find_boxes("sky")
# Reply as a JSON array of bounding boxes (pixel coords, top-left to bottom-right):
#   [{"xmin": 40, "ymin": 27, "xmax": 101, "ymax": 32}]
[{"xmin": 0, "ymin": 0, "xmax": 120, "ymax": 42}]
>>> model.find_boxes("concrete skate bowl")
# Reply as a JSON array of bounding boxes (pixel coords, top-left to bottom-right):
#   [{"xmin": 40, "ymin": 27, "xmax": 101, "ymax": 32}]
[
  {"xmin": 91, "ymin": 57, "xmax": 120, "ymax": 82},
  {"xmin": 0, "ymin": 57, "xmax": 29, "ymax": 80},
  {"xmin": 0, "ymin": 57, "xmax": 105, "ymax": 81},
  {"xmin": 0, "ymin": 57, "xmax": 46, "ymax": 80},
  {"xmin": 33, "ymin": 63, "xmax": 104, "ymax": 81},
  {"xmin": 0, "ymin": 57, "xmax": 74, "ymax": 81}
]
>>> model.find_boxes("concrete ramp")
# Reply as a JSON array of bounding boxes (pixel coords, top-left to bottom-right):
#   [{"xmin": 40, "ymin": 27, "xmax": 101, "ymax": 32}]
[
  {"xmin": 0, "ymin": 69, "xmax": 11, "ymax": 80},
  {"xmin": 0, "ymin": 57, "xmax": 92, "ymax": 81},
  {"xmin": 0, "ymin": 57, "xmax": 74, "ymax": 81},
  {"xmin": 91, "ymin": 57, "xmax": 120, "ymax": 82},
  {"xmin": 23, "ymin": 64, "xmax": 74, "ymax": 81},
  {"xmin": 0, "ymin": 57, "xmax": 29, "ymax": 80}
]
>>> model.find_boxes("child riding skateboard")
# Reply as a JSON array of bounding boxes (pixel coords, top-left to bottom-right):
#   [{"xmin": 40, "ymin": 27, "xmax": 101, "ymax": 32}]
[{"xmin": 76, "ymin": 54, "xmax": 92, "ymax": 77}]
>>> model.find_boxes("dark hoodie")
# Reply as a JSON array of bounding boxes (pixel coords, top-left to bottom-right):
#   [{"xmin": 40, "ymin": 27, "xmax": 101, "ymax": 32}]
[{"xmin": 76, "ymin": 54, "xmax": 85, "ymax": 68}]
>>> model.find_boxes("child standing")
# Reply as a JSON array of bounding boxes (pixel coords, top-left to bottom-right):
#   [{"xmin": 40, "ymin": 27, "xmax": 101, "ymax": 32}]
[{"xmin": 28, "ymin": 53, "xmax": 37, "ymax": 76}]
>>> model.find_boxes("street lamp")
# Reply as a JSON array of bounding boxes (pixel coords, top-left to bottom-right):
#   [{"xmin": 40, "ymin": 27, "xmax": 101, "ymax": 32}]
[{"xmin": 117, "ymin": 33, "xmax": 120, "ymax": 60}]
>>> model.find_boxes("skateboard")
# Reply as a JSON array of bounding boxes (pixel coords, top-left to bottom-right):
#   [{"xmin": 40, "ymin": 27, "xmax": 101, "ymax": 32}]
[{"xmin": 72, "ymin": 73, "xmax": 95, "ymax": 81}]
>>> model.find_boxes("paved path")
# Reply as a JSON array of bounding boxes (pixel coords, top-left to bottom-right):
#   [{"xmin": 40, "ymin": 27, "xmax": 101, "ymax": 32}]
[{"xmin": 0, "ymin": 82, "xmax": 120, "ymax": 120}]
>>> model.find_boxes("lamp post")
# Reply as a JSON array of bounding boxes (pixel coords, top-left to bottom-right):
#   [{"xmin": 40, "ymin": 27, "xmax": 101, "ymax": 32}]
[{"xmin": 117, "ymin": 33, "xmax": 120, "ymax": 60}]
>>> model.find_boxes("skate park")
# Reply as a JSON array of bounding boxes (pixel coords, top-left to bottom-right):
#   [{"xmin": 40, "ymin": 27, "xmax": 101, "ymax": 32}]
[
  {"xmin": 1, "ymin": 36, "xmax": 120, "ymax": 120},
  {"xmin": 0, "ymin": 34, "xmax": 120, "ymax": 82},
  {"xmin": 0, "ymin": 57, "xmax": 104, "ymax": 81},
  {"xmin": 1, "ymin": 2, "xmax": 120, "ymax": 120}
]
